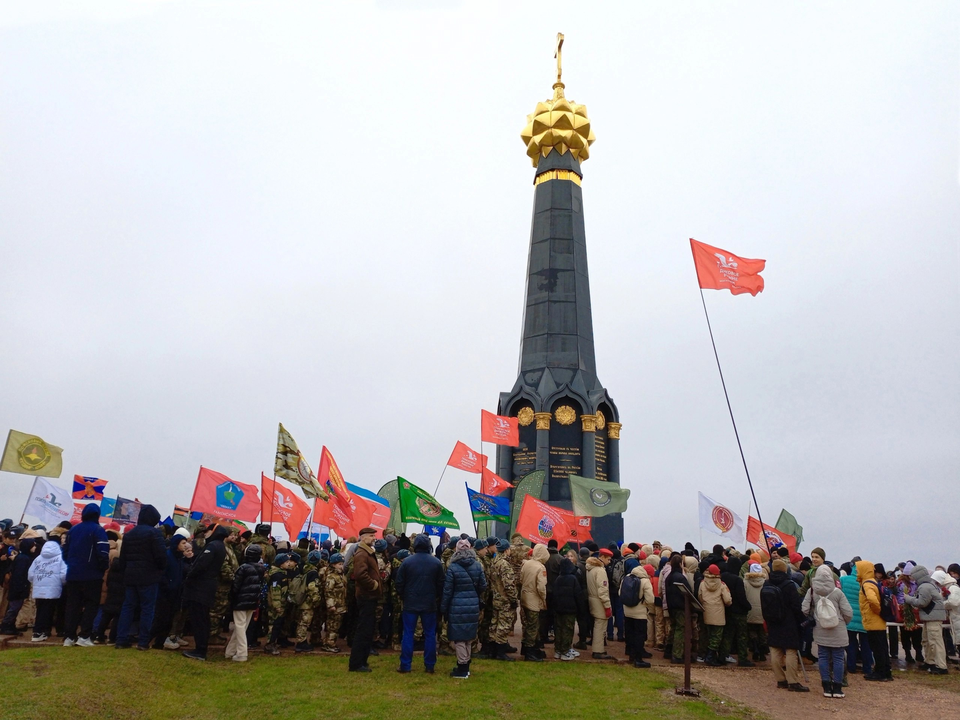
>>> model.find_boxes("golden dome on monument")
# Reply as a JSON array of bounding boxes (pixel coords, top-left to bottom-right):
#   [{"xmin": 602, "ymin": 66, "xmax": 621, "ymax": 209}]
[{"xmin": 520, "ymin": 34, "xmax": 596, "ymax": 168}]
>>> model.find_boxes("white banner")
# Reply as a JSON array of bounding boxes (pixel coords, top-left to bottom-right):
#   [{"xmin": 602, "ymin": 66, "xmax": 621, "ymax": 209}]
[
  {"xmin": 24, "ymin": 476, "xmax": 74, "ymax": 527},
  {"xmin": 698, "ymin": 492, "xmax": 745, "ymax": 546}
]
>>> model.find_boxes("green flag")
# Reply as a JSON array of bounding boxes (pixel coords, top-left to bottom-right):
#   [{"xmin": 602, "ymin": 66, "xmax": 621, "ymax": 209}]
[
  {"xmin": 775, "ymin": 509, "xmax": 803, "ymax": 548},
  {"xmin": 396, "ymin": 477, "xmax": 459, "ymax": 529},
  {"xmin": 568, "ymin": 475, "xmax": 630, "ymax": 517}
]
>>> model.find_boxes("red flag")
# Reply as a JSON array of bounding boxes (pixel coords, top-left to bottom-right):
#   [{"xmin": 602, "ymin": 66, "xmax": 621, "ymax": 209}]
[
  {"xmin": 317, "ymin": 447, "xmax": 354, "ymax": 519},
  {"xmin": 481, "ymin": 410, "xmax": 519, "ymax": 446},
  {"xmin": 189, "ymin": 467, "xmax": 261, "ymax": 522},
  {"xmin": 480, "ymin": 467, "xmax": 512, "ymax": 496},
  {"xmin": 690, "ymin": 238, "xmax": 765, "ymax": 297},
  {"xmin": 261, "ymin": 474, "xmax": 311, "ymax": 540},
  {"xmin": 313, "ymin": 492, "xmax": 390, "ymax": 539},
  {"xmin": 446, "ymin": 441, "xmax": 487, "ymax": 474},
  {"xmin": 515, "ymin": 495, "xmax": 591, "ymax": 546},
  {"xmin": 745, "ymin": 516, "xmax": 796, "ymax": 554}
]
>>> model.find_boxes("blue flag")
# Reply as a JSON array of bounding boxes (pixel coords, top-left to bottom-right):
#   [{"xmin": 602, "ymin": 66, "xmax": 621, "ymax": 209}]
[
  {"xmin": 423, "ymin": 525, "xmax": 446, "ymax": 537},
  {"xmin": 466, "ymin": 484, "xmax": 511, "ymax": 523}
]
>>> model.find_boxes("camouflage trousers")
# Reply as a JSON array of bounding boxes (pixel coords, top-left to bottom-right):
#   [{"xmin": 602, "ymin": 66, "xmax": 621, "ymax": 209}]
[
  {"xmin": 391, "ymin": 601, "xmax": 403, "ymax": 649},
  {"xmin": 309, "ymin": 606, "xmax": 327, "ymax": 646},
  {"xmin": 521, "ymin": 607, "xmax": 540, "ymax": 648},
  {"xmin": 478, "ymin": 599, "xmax": 492, "ymax": 643},
  {"xmin": 490, "ymin": 602, "xmax": 514, "ymax": 644},
  {"xmin": 209, "ymin": 585, "xmax": 231, "ymax": 636},
  {"xmin": 323, "ymin": 612, "xmax": 343, "ymax": 649},
  {"xmin": 295, "ymin": 607, "xmax": 315, "ymax": 643}
]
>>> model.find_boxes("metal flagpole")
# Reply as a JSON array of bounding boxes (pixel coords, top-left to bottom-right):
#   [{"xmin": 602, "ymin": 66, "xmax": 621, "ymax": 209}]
[
  {"xmin": 432, "ymin": 464, "xmax": 448, "ymax": 497},
  {"xmin": 20, "ymin": 476, "xmax": 39, "ymax": 525},
  {"xmin": 696, "ymin": 285, "xmax": 773, "ymax": 558}
]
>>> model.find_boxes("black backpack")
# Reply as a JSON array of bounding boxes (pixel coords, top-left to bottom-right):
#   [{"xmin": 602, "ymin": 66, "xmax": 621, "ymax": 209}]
[
  {"xmin": 620, "ymin": 573, "xmax": 641, "ymax": 607},
  {"xmin": 760, "ymin": 582, "xmax": 785, "ymax": 623}
]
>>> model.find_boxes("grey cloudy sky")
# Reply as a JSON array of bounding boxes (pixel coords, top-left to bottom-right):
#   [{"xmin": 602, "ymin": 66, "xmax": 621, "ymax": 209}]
[{"xmin": 1, "ymin": 1, "xmax": 957, "ymax": 568}]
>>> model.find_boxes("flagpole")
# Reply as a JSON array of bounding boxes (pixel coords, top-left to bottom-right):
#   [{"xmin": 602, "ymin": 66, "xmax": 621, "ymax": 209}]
[
  {"xmin": 696, "ymin": 286, "xmax": 772, "ymax": 557},
  {"xmin": 268, "ymin": 474, "xmax": 276, "ymax": 529},
  {"xmin": 432, "ymin": 465, "xmax": 448, "ymax": 497},
  {"xmin": 20, "ymin": 475, "xmax": 39, "ymax": 525}
]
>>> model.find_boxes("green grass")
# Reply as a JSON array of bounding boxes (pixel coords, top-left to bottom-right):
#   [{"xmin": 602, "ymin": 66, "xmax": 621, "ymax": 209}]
[{"xmin": 1, "ymin": 647, "xmax": 750, "ymax": 720}]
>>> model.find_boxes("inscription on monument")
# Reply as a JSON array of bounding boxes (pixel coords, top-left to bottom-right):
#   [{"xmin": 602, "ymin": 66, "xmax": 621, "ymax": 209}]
[{"xmin": 595, "ymin": 432, "xmax": 608, "ymax": 482}]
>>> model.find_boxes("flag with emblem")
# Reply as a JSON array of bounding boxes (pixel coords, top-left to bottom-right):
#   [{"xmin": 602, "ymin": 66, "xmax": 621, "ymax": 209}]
[
  {"xmin": 1, "ymin": 429, "xmax": 64, "ymax": 478},
  {"xmin": 465, "ymin": 484, "xmax": 511, "ymax": 523},
  {"xmin": 111, "ymin": 496, "xmax": 141, "ymax": 525},
  {"xmin": 515, "ymin": 495, "xmax": 575, "ymax": 546},
  {"xmin": 446, "ymin": 441, "xmax": 487, "ymax": 474},
  {"xmin": 261, "ymin": 474, "xmax": 311, "ymax": 539},
  {"xmin": 190, "ymin": 466, "xmax": 261, "ymax": 522},
  {"xmin": 396, "ymin": 477, "xmax": 459, "ymax": 529},
  {"xmin": 698, "ymin": 492, "xmax": 745, "ymax": 545},
  {"xmin": 23, "ymin": 476, "xmax": 74, "ymax": 526},
  {"xmin": 316, "ymin": 446, "xmax": 354, "ymax": 518},
  {"xmin": 568, "ymin": 475, "xmax": 630, "ymax": 517},
  {"xmin": 72, "ymin": 475, "xmax": 108, "ymax": 501},
  {"xmin": 480, "ymin": 467, "xmax": 512, "ymax": 496},
  {"xmin": 690, "ymin": 238, "xmax": 766, "ymax": 296},
  {"xmin": 274, "ymin": 423, "xmax": 328, "ymax": 500},
  {"xmin": 746, "ymin": 515, "xmax": 796, "ymax": 554},
  {"xmin": 480, "ymin": 410, "xmax": 519, "ymax": 446}
]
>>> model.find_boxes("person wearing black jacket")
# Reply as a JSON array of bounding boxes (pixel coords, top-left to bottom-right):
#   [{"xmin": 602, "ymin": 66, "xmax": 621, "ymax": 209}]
[
  {"xmin": 574, "ymin": 547, "xmax": 591, "ymax": 650},
  {"xmin": 225, "ymin": 544, "xmax": 265, "ymax": 662},
  {"xmin": 181, "ymin": 525, "xmax": 229, "ymax": 660},
  {"xmin": 720, "ymin": 556, "xmax": 754, "ymax": 667},
  {"xmin": 150, "ymin": 535, "xmax": 189, "ymax": 649},
  {"xmin": 664, "ymin": 554, "xmax": 692, "ymax": 664},
  {"xmin": 764, "ymin": 559, "xmax": 809, "ymax": 692},
  {"xmin": 0, "ymin": 538, "xmax": 38, "ymax": 635},
  {"xmin": 552, "ymin": 557, "xmax": 583, "ymax": 660},
  {"xmin": 395, "ymin": 533, "xmax": 444, "ymax": 673},
  {"xmin": 115, "ymin": 505, "xmax": 167, "ymax": 650},
  {"xmin": 540, "ymin": 540, "xmax": 562, "ymax": 646}
]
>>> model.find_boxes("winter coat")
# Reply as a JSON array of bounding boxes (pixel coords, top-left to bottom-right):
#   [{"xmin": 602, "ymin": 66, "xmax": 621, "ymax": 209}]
[
  {"xmin": 802, "ymin": 565, "xmax": 853, "ymax": 648},
  {"xmin": 839, "ymin": 566, "xmax": 865, "ymax": 632},
  {"xmin": 7, "ymin": 539, "xmax": 38, "ymax": 601},
  {"xmin": 665, "ymin": 565, "xmax": 692, "ymax": 613},
  {"xmin": 99, "ymin": 539, "xmax": 121, "ymax": 605},
  {"xmin": 765, "ymin": 570, "xmax": 804, "ymax": 649},
  {"xmin": 117, "ymin": 505, "xmax": 166, "ymax": 587},
  {"xmin": 394, "ymin": 546, "xmax": 444, "ymax": 613},
  {"xmin": 441, "ymin": 548, "xmax": 486, "ymax": 642},
  {"xmin": 231, "ymin": 562, "xmax": 265, "ymax": 611},
  {"xmin": 586, "ymin": 557, "xmax": 611, "ymax": 619},
  {"xmin": 622, "ymin": 566, "xmax": 655, "ymax": 620},
  {"xmin": 159, "ymin": 536, "xmax": 188, "ymax": 600},
  {"xmin": 28, "ymin": 540, "xmax": 68, "ymax": 599},
  {"xmin": 520, "ymin": 544, "xmax": 548, "ymax": 611},
  {"xmin": 102, "ymin": 557, "xmax": 126, "ymax": 614},
  {"xmin": 721, "ymin": 557, "xmax": 751, "ymax": 616},
  {"xmin": 544, "ymin": 547, "xmax": 562, "ymax": 596},
  {"xmin": 64, "ymin": 504, "xmax": 110, "ymax": 583},
  {"xmin": 352, "ymin": 543, "xmax": 383, "ymax": 601},
  {"xmin": 744, "ymin": 571, "xmax": 767, "ymax": 624},
  {"xmin": 903, "ymin": 565, "xmax": 946, "ymax": 622},
  {"xmin": 698, "ymin": 571, "xmax": 732, "ymax": 625},
  {"xmin": 855, "ymin": 560, "xmax": 886, "ymax": 631},
  {"xmin": 181, "ymin": 526, "xmax": 229, "ymax": 607},
  {"xmin": 942, "ymin": 578, "xmax": 960, "ymax": 642},
  {"xmin": 553, "ymin": 558, "xmax": 584, "ymax": 616}
]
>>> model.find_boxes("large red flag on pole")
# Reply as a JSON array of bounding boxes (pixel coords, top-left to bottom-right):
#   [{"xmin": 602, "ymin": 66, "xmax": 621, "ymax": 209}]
[
  {"xmin": 480, "ymin": 467, "xmax": 512, "ymax": 496},
  {"xmin": 480, "ymin": 410, "xmax": 519, "ymax": 446},
  {"xmin": 446, "ymin": 441, "xmax": 487, "ymax": 474},
  {"xmin": 317, "ymin": 447, "xmax": 354, "ymax": 519},
  {"xmin": 690, "ymin": 238, "xmax": 766, "ymax": 296},
  {"xmin": 190, "ymin": 467, "xmax": 261, "ymax": 522},
  {"xmin": 515, "ymin": 495, "xmax": 592, "ymax": 546},
  {"xmin": 261, "ymin": 474, "xmax": 311, "ymax": 540},
  {"xmin": 746, "ymin": 516, "xmax": 796, "ymax": 554}
]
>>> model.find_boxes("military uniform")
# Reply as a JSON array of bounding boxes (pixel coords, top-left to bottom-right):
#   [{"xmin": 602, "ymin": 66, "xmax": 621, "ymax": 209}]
[
  {"xmin": 375, "ymin": 552, "xmax": 390, "ymax": 644},
  {"xmin": 247, "ymin": 533, "xmax": 276, "ymax": 565},
  {"xmin": 265, "ymin": 565, "xmax": 293, "ymax": 651},
  {"xmin": 390, "ymin": 556, "xmax": 405, "ymax": 650},
  {"xmin": 438, "ymin": 546, "xmax": 455, "ymax": 648},
  {"xmin": 209, "ymin": 539, "xmax": 240, "ymax": 640},
  {"xmin": 308, "ymin": 561, "xmax": 328, "ymax": 646},
  {"xmin": 507, "ymin": 539, "xmax": 527, "ymax": 638},
  {"xmin": 294, "ymin": 567, "xmax": 323, "ymax": 649},
  {"xmin": 489, "ymin": 553, "xmax": 518, "ymax": 646},
  {"xmin": 323, "ymin": 567, "xmax": 347, "ymax": 651}
]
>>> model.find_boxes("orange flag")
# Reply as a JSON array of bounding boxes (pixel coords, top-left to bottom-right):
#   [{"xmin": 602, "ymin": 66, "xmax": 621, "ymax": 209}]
[
  {"xmin": 189, "ymin": 467, "xmax": 261, "ymax": 522},
  {"xmin": 317, "ymin": 447, "xmax": 354, "ymax": 519},
  {"xmin": 480, "ymin": 467, "xmax": 512, "ymax": 496},
  {"xmin": 690, "ymin": 238, "xmax": 765, "ymax": 296},
  {"xmin": 745, "ymin": 516, "xmax": 796, "ymax": 554},
  {"xmin": 261, "ymin": 474, "xmax": 311, "ymax": 540},
  {"xmin": 515, "ymin": 495, "xmax": 592, "ymax": 546},
  {"xmin": 481, "ymin": 410, "xmax": 519, "ymax": 446},
  {"xmin": 446, "ymin": 441, "xmax": 487, "ymax": 474}
]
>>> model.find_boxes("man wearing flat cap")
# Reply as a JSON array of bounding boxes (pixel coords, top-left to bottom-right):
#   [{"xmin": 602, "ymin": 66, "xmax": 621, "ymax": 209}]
[{"xmin": 349, "ymin": 527, "xmax": 382, "ymax": 672}]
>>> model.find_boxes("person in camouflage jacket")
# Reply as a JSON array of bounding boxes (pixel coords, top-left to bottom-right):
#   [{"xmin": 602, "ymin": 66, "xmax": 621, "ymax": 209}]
[
  {"xmin": 322, "ymin": 554, "xmax": 347, "ymax": 652},
  {"xmin": 208, "ymin": 528, "xmax": 240, "ymax": 645},
  {"xmin": 489, "ymin": 540, "xmax": 519, "ymax": 660},
  {"xmin": 263, "ymin": 554, "xmax": 297, "ymax": 655}
]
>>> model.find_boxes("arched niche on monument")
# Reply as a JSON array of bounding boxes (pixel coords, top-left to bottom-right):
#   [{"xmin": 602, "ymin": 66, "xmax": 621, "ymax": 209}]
[
  {"xmin": 548, "ymin": 398, "xmax": 582, "ymax": 501},
  {"xmin": 595, "ymin": 402, "xmax": 613, "ymax": 483},
  {"xmin": 511, "ymin": 401, "xmax": 537, "ymax": 482}
]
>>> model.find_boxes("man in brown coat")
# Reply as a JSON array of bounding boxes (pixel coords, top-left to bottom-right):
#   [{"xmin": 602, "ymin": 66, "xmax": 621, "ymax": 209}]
[{"xmin": 349, "ymin": 528, "xmax": 383, "ymax": 672}]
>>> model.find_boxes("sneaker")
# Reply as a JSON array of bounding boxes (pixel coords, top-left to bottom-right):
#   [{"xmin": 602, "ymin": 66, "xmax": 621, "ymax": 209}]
[
  {"xmin": 182, "ymin": 650, "xmax": 206, "ymax": 661},
  {"xmin": 174, "ymin": 636, "xmax": 190, "ymax": 648},
  {"xmin": 32, "ymin": 633, "xmax": 48, "ymax": 642},
  {"xmin": 163, "ymin": 638, "xmax": 180, "ymax": 650},
  {"xmin": 561, "ymin": 651, "xmax": 576, "ymax": 661},
  {"xmin": 554, "ymin": 652, "xmax": 563, "ymax": 659},
  {"xmin": 570, "ymin": 649, "xmax": 580, "ymax": 657},
  {"xmin": 232, "ymin": 656, "xmax": 247, "ymax": 662},
  {"xmin": 76, "ymin": 637, "xmax": 95, "ymax": 648},
  {"xmin": 63, "ymin": 638, "xmax": 76, "ymax": 647}
]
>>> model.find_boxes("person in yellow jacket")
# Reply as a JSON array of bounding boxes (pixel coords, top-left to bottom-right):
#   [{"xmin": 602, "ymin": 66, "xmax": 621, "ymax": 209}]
[
  {"xmin": 698, "ymin": 564, "xmax": 732, "ymax": 666},
  {"xmin": 856, "ymin": 560, "xmax": 892, "ymax": 681},
  {"xmin": 519, "ymin": 543, "xmax": 549, "ymax": 662},
  {"xmin": 587, "ymin": 549, "xmax": 615, "ymax": 660}
]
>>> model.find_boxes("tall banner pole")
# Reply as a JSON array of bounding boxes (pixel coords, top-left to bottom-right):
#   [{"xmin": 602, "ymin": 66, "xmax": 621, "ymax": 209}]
[
  {"xmin": 20, "ymin": 475, "xmax": 39, "ymax": 525},
  {"xmin": 432, "ymin": 465, "xmax": 448, "ymax": 498}
]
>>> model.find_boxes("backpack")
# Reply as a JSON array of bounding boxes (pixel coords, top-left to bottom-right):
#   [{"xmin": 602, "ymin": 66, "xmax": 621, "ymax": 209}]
[
  {"xmin": 620, "ymin": 573, "xmax": 641, "ymax": 607},
  {"xmin": 760, "ymin": 583, "xmax": 785, "ymax": 623},
  {"xmin": 611, "ymin": 559, "xmax": 625, "ymax": 589},
  {"xmin": 286, "ymin": 574, "xmax": 308, "ymax": 606},
  {"xmin": 862, "ymin": 579, "xmax": 894, "ymax": 620},
  {"xmin": 815, "ymin": 594, "xmax": 840, "ymax": 629}
]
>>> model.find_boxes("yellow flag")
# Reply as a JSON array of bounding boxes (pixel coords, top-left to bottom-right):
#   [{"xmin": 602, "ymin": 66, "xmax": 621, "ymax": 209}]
[{"xmin": 1, "ymin": 430, "xmax": 64, "ymax": 478}]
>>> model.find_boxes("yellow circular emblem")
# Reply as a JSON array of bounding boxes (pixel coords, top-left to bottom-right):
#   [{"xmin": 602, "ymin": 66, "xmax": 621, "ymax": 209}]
[
  {"xmin": 18, "ymin": 437, "xmax": 51, "ymax": 471},
  {"xmin": 554, "ymin": 405, "xmax": 576, "ymax": 425},
  {"xmin": 595, "ymin": 410, "xmax": 606, "ymax": 430},
  {"xmin": 516, "ymin": 407, "xmax": 535, "ymax": 427}
]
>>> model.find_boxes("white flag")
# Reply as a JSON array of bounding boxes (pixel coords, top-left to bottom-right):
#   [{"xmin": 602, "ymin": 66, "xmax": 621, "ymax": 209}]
[
  {"xmin": 698, "ymin": 492, "xmax": 745, "ymax": 546},
  {"xmin": 24, "ymin": 476, "xmax": 74, "ymax": 526}
]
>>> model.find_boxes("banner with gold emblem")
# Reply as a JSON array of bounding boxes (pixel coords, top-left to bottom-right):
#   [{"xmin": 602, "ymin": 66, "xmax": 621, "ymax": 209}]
[{"xmin": 1, "ymin": 429, "xmax": 64, "ymax": 478}]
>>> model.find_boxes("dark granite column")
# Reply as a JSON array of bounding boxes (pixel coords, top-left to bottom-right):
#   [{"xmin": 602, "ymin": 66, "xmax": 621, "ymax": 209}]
[
  {"xmin": 606, "ymin": 422, "xmax": 621, "ymax": 486},
  {"xmin": 580, "ymin": 414, "xmax": 597, "ymax": 480},
  {"xmin": 534, "ymin": 412, "xmax": 551, "ymax": 495}
]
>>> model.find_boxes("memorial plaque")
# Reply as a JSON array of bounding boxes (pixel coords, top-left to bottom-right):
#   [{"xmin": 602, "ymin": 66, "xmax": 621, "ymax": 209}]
[
  {"xmin": 513, "ymin": 418, "xmax": 537, "ymax": 481},
  {"xmin": 595, "ymin": 431, "xmax": 608, "ymax": 482},
  {"xmin": 548, "ymin": 414, "xmax": 581, "ymax": 500}
]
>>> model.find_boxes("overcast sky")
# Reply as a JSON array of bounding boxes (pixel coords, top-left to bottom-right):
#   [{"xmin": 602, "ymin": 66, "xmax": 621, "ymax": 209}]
[{"xmin": 1, "ymin": 1, "xmax": 957, "ymax": 568}]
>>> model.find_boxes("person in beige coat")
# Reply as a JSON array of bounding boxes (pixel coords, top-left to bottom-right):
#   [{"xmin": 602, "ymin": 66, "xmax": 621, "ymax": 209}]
[
  {"xmin": 621, "ymin": 558, "xmax": 655, "ymax": 667},
  {"xmin": 587, "ymin": 549, "xmax": 614, "ymax": 660},
  {"xmin": 519, "ymin": 543, "xmax": 548, "ymax": 662},
  {"xmin": 744, "ymin": 562, "xmax": 769, "ymax": 661},
  {"xmin": 698, "ymin": 564, "xmax": 731, "ymax": 666}
]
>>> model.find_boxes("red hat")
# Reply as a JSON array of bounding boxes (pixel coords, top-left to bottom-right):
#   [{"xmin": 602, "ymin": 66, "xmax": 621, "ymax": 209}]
[
  {"xmin": 598, "ymin": 548, "xmax": 614, "ymax": 558},
  {"xmin": 638, "ymin": 551, "xmax": 647, "ymax": 560},
  {"xmin": 643, "ymin": 564, "xmax": 656, "ymax": 577},
  {"xmin": 105, "ymin": 522, "xmax": 121, "ymax": 532},
  {"xmin": 707, "ymin": 564, "xmax": 721, "ymax": 575},
  {"xmin": 789, "ymin": 552, "xmax": 803, "ymax": 564}
]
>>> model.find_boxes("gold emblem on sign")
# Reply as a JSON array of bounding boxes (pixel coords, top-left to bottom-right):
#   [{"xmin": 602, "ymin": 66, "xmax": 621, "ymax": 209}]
[
  {"xmin": 517, "ymin": 407, "xmax": 535, "ymax": 427},
  {"xmin": 554, "ymin": 405, "xmax": 576, "ymax": 425},
  {"xmin": 595, "ymin": 410, "xmax": 606, "ymax": 430}
]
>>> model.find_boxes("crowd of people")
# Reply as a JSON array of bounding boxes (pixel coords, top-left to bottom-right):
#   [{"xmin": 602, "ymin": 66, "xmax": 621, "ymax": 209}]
[{"xmin": 2, "ymin": 503, "xmax": 959, "ymax": 694}]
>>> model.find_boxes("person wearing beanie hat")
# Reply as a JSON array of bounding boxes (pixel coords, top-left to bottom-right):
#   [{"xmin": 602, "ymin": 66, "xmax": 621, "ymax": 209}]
[
  {"xmin": 150, "ymin": 533, "xmax": 190, "ymax": 650},
  {"xmin": 321, "ymin": 552, "xmax": 348, "ymax": 652},
  {"xmin": 485, "ymin": 540, "xmax": 519, "ymax": 661},
  {"xmin": 744, "ymin": 561, "xmax": 768, "ymax": 662},
  {"xmin": 764, "ymin": 557, "xmax": 809, "ymax": 691},
  {"xmin": 225, "ymin": 542, "xmax": 266, "ymax": 662},
  {"xmin": 394, "ymin": 528, "xmax": 444, "ymax": 673},
  {"xmin": 838, "ymin": 561, "xmax": 871, "ymax": 675},
  {"xmin": 620, "ymin": 556, "xmax": 654, "ymax": 668},
  {"xmin": 698, "ymin": 563, "xmax": 732, "ymax": 666},
  {"xmin": 179, "ymin": 524, "xmax": 230, "ymax": 660},
  {"xmin": 261, "ymin": 553, "xmax": 298, "ymax": 656}
]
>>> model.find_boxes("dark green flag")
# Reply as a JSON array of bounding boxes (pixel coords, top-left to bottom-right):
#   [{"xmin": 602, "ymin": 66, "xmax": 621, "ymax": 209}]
[
  {"xmin": 569, "ymin": 475, "xmax": 630, "ymax": 517},
  {"xmin": 775, "ymin": 509, "xmax": 803, "ymax": 548}
]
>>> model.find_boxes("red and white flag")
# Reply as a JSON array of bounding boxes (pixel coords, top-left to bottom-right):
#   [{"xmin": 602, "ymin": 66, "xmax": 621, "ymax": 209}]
[
  {"xmin": 515, "ymin": 495, "xmax": 592, "ymax": 546},
  {"xmin": 446, "ymin": 441, "xmax": 487, "ymax": 474},
  {"xmin": 189, "ymin": 467, "xmax": 261, "ymax": 522},
  {"xmin": 481, "ymin": 410, "xmax": 519, "ymax": 446},
  {"xmin": 690, "ymin": 238, "xmax": 765, "ymax": 297},
  {"xmin": 480, "ymin": 467, "xmax": 512, "ymax": 496},
  {"xmin": 261, "ymin": 474, "xmax": 311, "ymax": 540}
]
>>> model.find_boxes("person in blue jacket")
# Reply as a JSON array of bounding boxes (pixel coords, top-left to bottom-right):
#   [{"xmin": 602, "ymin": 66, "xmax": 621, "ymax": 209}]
[
  {"xmin": 395, "ymin": 533, "xmax": 445, "ymax": 674},
  {"xmin": 441, "ymin": 538, "xmax": 487, "ymax": 678},
  {"xmin": 62, "ymin": 503, "xmax": 110, "ymax": 646},
  {"xmin": 114, "ymin": 504, "xmax": 166, "ymax": 650}
]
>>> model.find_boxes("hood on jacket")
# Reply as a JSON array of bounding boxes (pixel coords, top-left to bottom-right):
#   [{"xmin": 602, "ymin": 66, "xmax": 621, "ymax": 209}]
[
  {"xmin": 19, "ymin": 537, "xmax": 38, "ymax": 555},
  {"xmin": 532, "ymin": 544, "xmax": 550, "ymax": 564},
  {"xmin": 931, "ymin": 570, "xmax": 952, "ymax": 587},
  {"xmin": 413, "ymin": 534, "xmax": 432, "ymax": 553},
  {"xmin": 168, "ymin": 534, "xmax": 187, "ymax": 554},
  {"xmin": 855, "ymin": 560, "xmax": 875, "ymax": 585},
  {"xmin": 683, "ymin": 555, "xmax": 699, "ymax": 573},
  {"xmin": 559, "ymin": 557, "xmax": 576, "ymax": 576},
  {"xmin": 137, "ymin": 504, "xmax": 161, "ymax": 527},
  {"xmin": 908, "ymin": 564, "xmax": 931, "ymax": 585},
  {"xmin": 452, "ymin": 548, "xmax": 477, "ymax": 566},
  {"xmin": 813, "ymin": 564, "xmax": 838, "ymax": 596},
  {"xmin": 725, "ymin": 556, "xmax": 742, "ymax": 575},
  {"xmin": 39, "ymin": 540, "xmax": 62, "ymax": 560},
  {"xmin": 81, "ymin": 503, "xmax": 101, "ymax": 522},
  {"xmin": 702, "ymin": 570, "xmax": 722, "ymax": 589},
  {"xmin": 586, "ymin": 556, "xmax": 604, "ymax": 570},
  {"xmin": 209, "ymin": 525, "xmax": 232, "ymax": 544}
]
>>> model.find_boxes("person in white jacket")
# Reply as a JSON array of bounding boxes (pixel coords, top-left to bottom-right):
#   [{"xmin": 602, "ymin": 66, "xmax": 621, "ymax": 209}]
[
  {"xmin": 28, "ymin": 540, "xmax": 68, "ymax": 642},
  {"xmin": 932, "ymin": 570, "xmax": 960, "ymax": 664}
]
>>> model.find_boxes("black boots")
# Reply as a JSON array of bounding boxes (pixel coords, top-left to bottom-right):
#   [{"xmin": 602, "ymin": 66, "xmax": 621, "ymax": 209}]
[
  {"xmin": 522, "ymin": 645, "xmax": 544, "ymax": 662},
  {"xmin": 493, "ymin": 643, "xmax": 515, "ymax": 661},
  {"xmin": 450, "ymin": 662, "xmax": 469, "ymax": 678}
]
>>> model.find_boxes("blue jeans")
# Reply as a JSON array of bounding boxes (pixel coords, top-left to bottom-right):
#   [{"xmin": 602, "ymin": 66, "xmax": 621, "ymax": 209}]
[
  {"xmin": 818, "ymin": 645, "xmax": 845, "ymax": 682},
  {"xmin": 400, "ymin": 611, "xmax": 437, "ymax": 671},
  {"xmin": 116, "ymin": 584, "xmax": 158, "ymax": 648},
  {"xmin": 847, "ymin": 630, "xmax": 873, "ymax": 674}
]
